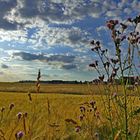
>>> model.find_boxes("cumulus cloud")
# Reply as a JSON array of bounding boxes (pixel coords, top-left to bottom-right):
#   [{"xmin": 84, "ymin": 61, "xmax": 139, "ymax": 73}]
[
  {"xmin": 0, "ymin": 0, "xmax": 139, "ymax": 49},
  {"xmin": 0, "ymin": 0, "xmax": 139, "ymax": 31},
  {"xmin": 25, "ymin": 26, "xmax": 91, "ymax": 50},
  {"xmin": 13, "ymin": 51, "xmax": 75, "ymax": 63}
]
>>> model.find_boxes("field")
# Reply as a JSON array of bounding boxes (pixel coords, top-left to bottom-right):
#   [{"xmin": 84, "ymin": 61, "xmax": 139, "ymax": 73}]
[{"xmin": 0, "ymin": 83, "xmax": 140, "ymax": 140}]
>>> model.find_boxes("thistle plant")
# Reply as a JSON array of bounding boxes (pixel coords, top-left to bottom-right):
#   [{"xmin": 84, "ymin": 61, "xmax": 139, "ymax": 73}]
[{"xmin": 89, "ymin": 15, "xmax": 140, "ymax": 139}]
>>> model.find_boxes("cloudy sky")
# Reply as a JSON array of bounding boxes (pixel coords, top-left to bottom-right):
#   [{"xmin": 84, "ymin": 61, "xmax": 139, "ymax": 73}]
[{"xmin": 0, "ymin": 0, "xmax": 139, "ymax": 82}]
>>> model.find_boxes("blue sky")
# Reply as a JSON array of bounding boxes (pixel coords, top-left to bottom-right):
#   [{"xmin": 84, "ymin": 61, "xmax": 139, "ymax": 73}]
[{"xmin": 0, "ymin": 0, "xmax": 139, "ymax": 82}]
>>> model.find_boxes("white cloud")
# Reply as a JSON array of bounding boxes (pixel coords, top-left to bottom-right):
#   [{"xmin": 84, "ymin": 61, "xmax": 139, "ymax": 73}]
[{"xmin": 28, "ymin": 26, "xmax": 91, "ymax": 50}]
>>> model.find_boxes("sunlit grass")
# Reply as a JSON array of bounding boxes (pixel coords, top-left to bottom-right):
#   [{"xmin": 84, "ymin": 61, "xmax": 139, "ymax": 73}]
[{"xmin": 0, "ymin": 89, "xmax": 140, "ymax": 139}]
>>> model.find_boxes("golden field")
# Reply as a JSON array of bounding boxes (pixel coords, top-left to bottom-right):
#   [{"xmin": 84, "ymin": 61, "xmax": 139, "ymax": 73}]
[{"xmin": 0, "ymin": 83, "xmax": 140, "ymax": 140}]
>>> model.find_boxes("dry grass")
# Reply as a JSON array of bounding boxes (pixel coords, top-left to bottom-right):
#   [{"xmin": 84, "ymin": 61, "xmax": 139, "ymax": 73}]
[
  {"xmin": 0, "ymin": 84, "xmax": 140, "ymax": 139},
  {"xmin": 0, "ymin": 83, "xmax": 139, "ymax": 95}
]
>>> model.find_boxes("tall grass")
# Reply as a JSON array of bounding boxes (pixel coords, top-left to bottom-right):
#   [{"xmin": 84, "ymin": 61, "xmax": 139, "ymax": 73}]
[
  {"xmin": 89, "ymin": 15, "xmax": 140, "ymax": 139},
  {"xmin": 0, "ymin": 15, "xmax": 140, "ymax": 140}
]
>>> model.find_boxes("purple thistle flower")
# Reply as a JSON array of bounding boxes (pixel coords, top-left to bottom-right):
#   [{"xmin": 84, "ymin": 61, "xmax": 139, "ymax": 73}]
[
  {"xmin": 90, "ymin": 101, "xmax": 96, "ymax": 106},
  {"xmin": 16, "ymin": 112, "xmax": 22, "ymax": 119},
  {"xmin": 113, "ymin": 92, "xmax": 117, "ymax": 98},
  {"xmin": 15, "ymin": 131, "xmax": 24, "ymax": 139},
  {"xmin": 75, "ymin": 126, "xmax": 81, "ymax": 133},
  {"xmin": 80, "ymin": 106, "xmax": 85, "ymax": 113}
]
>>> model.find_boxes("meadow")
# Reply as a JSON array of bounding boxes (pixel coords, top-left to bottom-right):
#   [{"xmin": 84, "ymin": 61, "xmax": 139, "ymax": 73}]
[
  {"xmin": 0, "ymin": 83, "xmax": 140, "ymax": 140},
  {"xmin": 0, "ymin": 15, "xmax": 140, "ymax": 140}
]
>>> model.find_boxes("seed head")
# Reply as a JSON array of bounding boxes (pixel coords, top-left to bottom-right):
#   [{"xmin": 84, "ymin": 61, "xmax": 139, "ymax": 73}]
[
  {"xmin": 1, "ymin": 107, "xmax": 5, "ymax": 112},
  {"xmin": 9, "ymin": 103, "xmax": 14, "ymax": 110},
  {"xmin": 24, "ymin": 112, "xmax": 28, "ymax": 118}
]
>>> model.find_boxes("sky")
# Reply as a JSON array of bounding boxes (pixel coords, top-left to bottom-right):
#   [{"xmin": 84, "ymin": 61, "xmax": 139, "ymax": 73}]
[{"xmin": 0, "ymin": 0, "xmax": 139, "ymax": 82}]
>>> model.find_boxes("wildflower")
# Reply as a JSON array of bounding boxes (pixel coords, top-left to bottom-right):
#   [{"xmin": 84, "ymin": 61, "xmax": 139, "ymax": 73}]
[
  {"xmin": 103, "ymin": 62, "xmax": 110, "ymax": 68},
  {"xmin": 9, "ymin": 103, "xmax": 14, "ymax": 110},
  {"xmin": 24, "ymin": 112, "xmax": 28, "ymax": 118},
  {"xmin": 15, "ymin": 131, "xmax": 24, "ymax": 139},
  {"xmin": 101, "ymin": 49, "xmax": 107, "ymax": 55},
  {"xmin": 99, "ymin": 75, "xmax": 104, "ymax": 81},
  {"xmin": 16, "ymin": 112, "xmax": 22, "ymax": 119},
  {"xmin": 80, "ymin": 106, "xmax": 86, "ymax": 113},
  {"xmin": 1, "ymin": 107, "xmax": 5, "ymax": 112},
  {"xmin": 133, "ymin": 15, "xmax": 140, "ymax": 24},
  {"xmin": 90, "ymin": 101, "xmax": 96, "ymax": 107},
  {"xmin": 101, "ymin": 49, "xmax": 105, "ymax": 55},
  {"xmin": 75, "ymin": 126, "xmax": 81, "ymax": 133},
  {"xmin": 79, "ymin": 115, "xmax": 84, "ymax": 121},
  {"xmin": 115, "ymin": 37, "xmax": 121, "ymax": 45},
  {"xmin": 106, "ymin": 20, "xmax": 118, "ymax": 30},
  {"xmin": 107, "ymin": 21, "xmax": 114, "ymax": 30},
  {"xmin": 90, "ymin": 40, "xmax": 95, "ymax": 45},
  {"xmin": 96, "ymin": 41, "xmax": 100, "ymax": 46},
  {"xmin": 112, "ymin": 92, "xmax": 117, "ymax": 98},
  {"xmin": 110, "ymin": 58, "xmax": 119, "ymax": 64},
  {"xmin": 93, "ymin": 46, "xmax": 101, "ymax": 51},
  {"xmin": 89, "ymin": 63, "xmax": 96, "ymax": 68},
  {"xmin": 94, "ymin": 132, "xmax": 99, "ymax": 137},
  {"xmin": 90, "ymin": 108, "xmax": 92, "ymax": 112}
]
